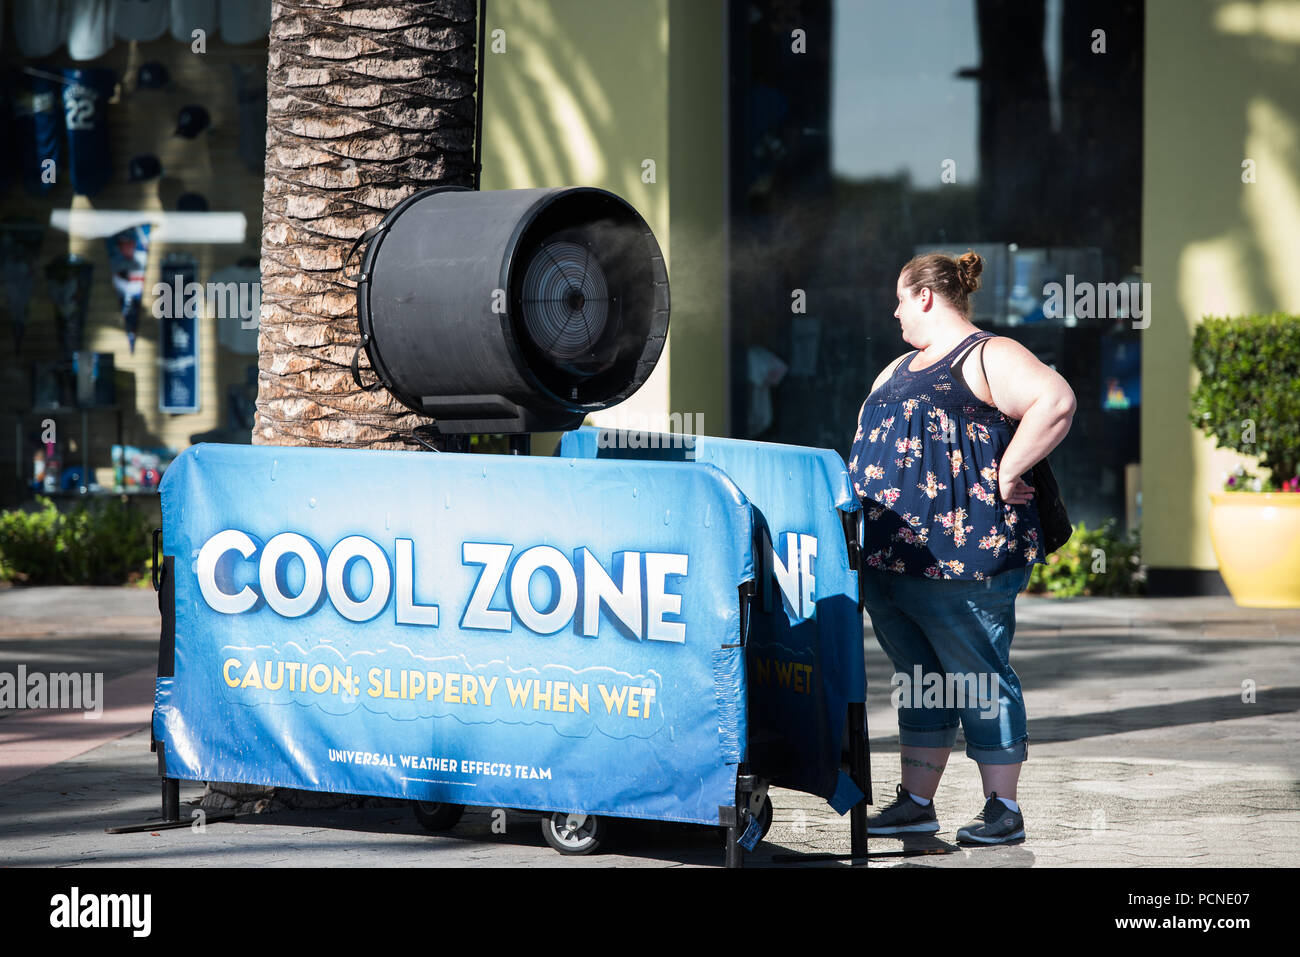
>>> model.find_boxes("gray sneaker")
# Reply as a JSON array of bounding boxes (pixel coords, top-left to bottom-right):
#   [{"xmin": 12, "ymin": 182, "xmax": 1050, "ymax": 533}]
[
  {"xmin": 956, "ymin": 792, "xmax": 1025, "ymax": 845},
  {"xmin": 866, "ymin": 783, "xmax": 940, "ymax": 835}
]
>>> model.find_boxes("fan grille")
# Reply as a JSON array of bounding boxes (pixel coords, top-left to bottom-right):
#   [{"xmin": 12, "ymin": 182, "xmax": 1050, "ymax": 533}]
[{"xmin": 520, "ymin": 240, "xmax": 610, "ymax": 363}]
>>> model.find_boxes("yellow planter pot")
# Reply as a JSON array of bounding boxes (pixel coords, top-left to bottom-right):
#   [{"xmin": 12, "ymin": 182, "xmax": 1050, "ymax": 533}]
[{"xmin": 1208, "ymin": 492, "xmax": 1300, "ymax": 608}]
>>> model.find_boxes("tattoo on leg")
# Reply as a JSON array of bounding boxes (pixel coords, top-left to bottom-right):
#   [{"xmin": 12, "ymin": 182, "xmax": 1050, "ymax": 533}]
[{"xmin": 901, "ymin": 756, "xmax": 947, "ymax": 774}]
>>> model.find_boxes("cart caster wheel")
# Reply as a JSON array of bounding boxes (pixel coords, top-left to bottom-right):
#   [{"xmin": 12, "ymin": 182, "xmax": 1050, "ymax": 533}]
[
  {"xmin": 754, "ymin": 794, "xmax": 773, "ymax": 842},
  {"xmin": 541, "ymin": 811, "xmax": 605, "ymax": 855},
  {"xmin": 413, "ymin": 801, "xmax": 465, "ymax": 831}
]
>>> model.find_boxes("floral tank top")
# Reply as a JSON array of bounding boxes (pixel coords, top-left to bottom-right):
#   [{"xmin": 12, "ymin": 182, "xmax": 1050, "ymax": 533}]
[{"xmin": 847, "ymin": 331, "xmax": 1045, "ymax": 581}]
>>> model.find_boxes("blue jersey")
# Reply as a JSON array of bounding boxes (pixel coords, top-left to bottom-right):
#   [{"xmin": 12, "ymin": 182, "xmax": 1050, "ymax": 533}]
[
  {"xmin": 13, "ymin": 73, "xmax": 61, "ymax": 195},
  {"xmin": 61, "ymin": 67, "xmax": 116, "ymax": 197}
]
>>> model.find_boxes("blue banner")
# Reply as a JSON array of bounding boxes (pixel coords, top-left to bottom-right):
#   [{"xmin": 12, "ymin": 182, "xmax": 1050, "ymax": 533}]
[
  {"xmin": 154, "ymin": 444, "xmax": 755, "ymax": 825},
  {"xmin": 559, "ymin": 428, "xmax": 865, "ymax": 812},
  {"xmin": 158, "ymin": 254, "xmax": 199, "ymax": 413}
]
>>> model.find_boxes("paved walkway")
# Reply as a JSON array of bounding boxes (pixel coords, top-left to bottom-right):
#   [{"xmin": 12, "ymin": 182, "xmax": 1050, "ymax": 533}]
[{"xmin": 1, "ymin": 587, "xmax": 1297, "ymax": 867}]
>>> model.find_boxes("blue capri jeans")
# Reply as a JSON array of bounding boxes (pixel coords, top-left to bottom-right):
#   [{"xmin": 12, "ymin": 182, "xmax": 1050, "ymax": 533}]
[{"xmin": 861, "ymin": 565, "xmax": 1032, "ymax": 764}]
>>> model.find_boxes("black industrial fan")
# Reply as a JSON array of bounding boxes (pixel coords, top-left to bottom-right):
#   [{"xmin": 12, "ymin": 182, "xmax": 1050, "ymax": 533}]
[{"xmin": 349, "ymin": 186, "xmax": 669, "ymax": 434}]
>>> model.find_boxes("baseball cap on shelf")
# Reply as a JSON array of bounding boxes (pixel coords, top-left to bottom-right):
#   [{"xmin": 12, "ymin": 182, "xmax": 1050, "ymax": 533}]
[
  {"xmin": 174, "ymin": 104, "xmax": 211, "ymax": 138},
  {"xmin": 137, "ymin": 62, "xmax": 171, "ymax": 90},
  {"xmin": 128, "ymin": 154, "xmax": 164, "ymax": 182},
  {"xmin": 176, "ymin": 192, "xmax": 209, "ymax": 212}
]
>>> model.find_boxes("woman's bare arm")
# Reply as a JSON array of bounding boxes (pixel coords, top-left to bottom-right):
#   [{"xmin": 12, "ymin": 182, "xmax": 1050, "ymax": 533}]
[{"xmin": 980, "ymin": 338, "xmax": 1077, "ymax": 501}]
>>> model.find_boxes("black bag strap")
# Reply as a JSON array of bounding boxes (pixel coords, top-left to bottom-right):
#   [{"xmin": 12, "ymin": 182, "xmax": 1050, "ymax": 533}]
[{"xmin": 948, "ymin": 331, "xmax": 995, "ymax": 404}]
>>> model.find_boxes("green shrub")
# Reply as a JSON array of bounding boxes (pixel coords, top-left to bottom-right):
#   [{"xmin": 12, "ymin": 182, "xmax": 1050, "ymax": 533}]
[
  {"xmin": 1189, "ymin": 313, "xmax": 1300, "ymax": 487},
  {"xmin": 1027, "ymin": 520, "xmax": 1144, "ymax": 597},
  {"xmin": 0, "ymin": 496, "xmax": 153, "ymax": 586},
  {"xmin": 0, "ymin": 497, "xmax": 63, "ymax": 584}
]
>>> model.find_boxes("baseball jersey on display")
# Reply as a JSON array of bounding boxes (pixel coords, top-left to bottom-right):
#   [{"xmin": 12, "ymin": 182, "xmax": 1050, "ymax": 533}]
[
  {"xmin": 13, "ymin": 73, "xmax": 62, "ymax": 195},
  {"xmin": 61, "ymin": 67, "xmax": 116, "ymax": 196}
]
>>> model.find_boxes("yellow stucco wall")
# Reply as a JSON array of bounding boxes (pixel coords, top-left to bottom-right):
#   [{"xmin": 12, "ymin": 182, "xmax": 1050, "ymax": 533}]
[
  {"xmin": 479, "ymin": 0, "xmax": 727, "ymax": 447},
  {"xmin": 1142, "ymin": 0, "xmax": 1300, "ymax": 568}
]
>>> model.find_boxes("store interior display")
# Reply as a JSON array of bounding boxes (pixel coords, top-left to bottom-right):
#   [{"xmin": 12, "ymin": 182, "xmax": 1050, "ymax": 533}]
[
  {"xmin": 44, "ymin": 253, "xmax": 94, "ymax": 356},
  {"xmin": 2, "ymin": 3, "xmax": 271, "ymax": 506},
  {"xmin": 111, "ymin": 444, "xmax": 178, "ymax": 492},
  {"xmin": 0, "ymin": 219, "xmax": 46, "ymax": 352},
  {"xmin": 11, "ymin": 2, "xmax": 270, "ymax": 60}
]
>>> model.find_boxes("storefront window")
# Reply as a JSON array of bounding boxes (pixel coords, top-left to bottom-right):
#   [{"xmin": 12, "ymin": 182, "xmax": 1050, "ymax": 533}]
[
  {"xmin": 729, "ymin": 0, "xmax": 1144, "ymax": 529},
  {"xmin": 2, "ymin": 7, "xmax": 270, "ymax": 505}
]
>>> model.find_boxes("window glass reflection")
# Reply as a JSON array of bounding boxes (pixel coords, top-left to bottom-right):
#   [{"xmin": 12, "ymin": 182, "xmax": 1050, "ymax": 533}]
[{"xmin": 729, "ymin": 0, "xmax": 1144, "ymax": 529}]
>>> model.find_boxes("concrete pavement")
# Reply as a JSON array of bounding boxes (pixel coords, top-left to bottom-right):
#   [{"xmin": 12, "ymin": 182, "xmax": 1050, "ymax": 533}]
[{"xmin": 1, "ymin": 586, "xmax": 1297, "ymax": 867}]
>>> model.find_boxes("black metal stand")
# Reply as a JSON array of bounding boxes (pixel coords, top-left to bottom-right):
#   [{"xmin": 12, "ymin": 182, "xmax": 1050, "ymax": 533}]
[
  {"xmin": 848, "ymin": 701, "xmax": 870, "ymax": 859},
  {"xmin": 163, "ymin": 776, "xmax": 179, "ymax": 821},
  {"xmin": 105, "ymin": 777, "xmax": 240, "ymax": 834},
  {"xmin": 725, "ymin": 821, "xmax": 743, "ymax": 868},
  {"xmin": 841, "ymin": 507, "xmax": 873, "ymax": 861},
  {"xmin": 106, "ymin": 527, "xmax": 234, "ymax": 836},
  {"xmin": 720, "ymin": 771, "xmax": 758, "ymax": 868}
]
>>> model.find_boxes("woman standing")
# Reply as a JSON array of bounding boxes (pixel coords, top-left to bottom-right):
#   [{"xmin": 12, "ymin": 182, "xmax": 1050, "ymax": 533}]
[{"xmin": 848, "ymin": 250, "xmax": 1075, "ymax": 845}]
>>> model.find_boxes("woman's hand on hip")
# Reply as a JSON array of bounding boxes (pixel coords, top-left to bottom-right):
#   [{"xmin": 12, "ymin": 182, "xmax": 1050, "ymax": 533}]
[{"xmin": 999, "ymin": 473, "xmax": 1035, "ymax": 505}]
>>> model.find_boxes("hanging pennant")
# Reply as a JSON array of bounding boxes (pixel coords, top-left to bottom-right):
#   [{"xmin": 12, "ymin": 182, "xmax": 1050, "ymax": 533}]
[
  {"xmin": 45, "ymin": 254, "xmax": 95, "ymax": 360},
  {"xmin": 107, "ymin": 223, "xmax": 151, "ymax": 352},
  {"xmin": 0, "ymin": 220, "xmax": 47, "ymax": 353}
]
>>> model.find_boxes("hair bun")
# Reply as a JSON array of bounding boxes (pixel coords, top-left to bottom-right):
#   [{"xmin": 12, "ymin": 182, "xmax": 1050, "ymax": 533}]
[{"xmin": 956, "ymin": 250, "xmax": 983, "ymax": 294}]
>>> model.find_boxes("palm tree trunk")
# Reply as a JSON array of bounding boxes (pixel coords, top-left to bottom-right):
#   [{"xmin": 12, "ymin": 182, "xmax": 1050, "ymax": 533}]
[
  {"xmin": 254, "ymin": 0, "xmax": 478, "ymax": 449},
  {"xmin": 204, "ymin": 0, "xmax": 478, "ymax": 814}
]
